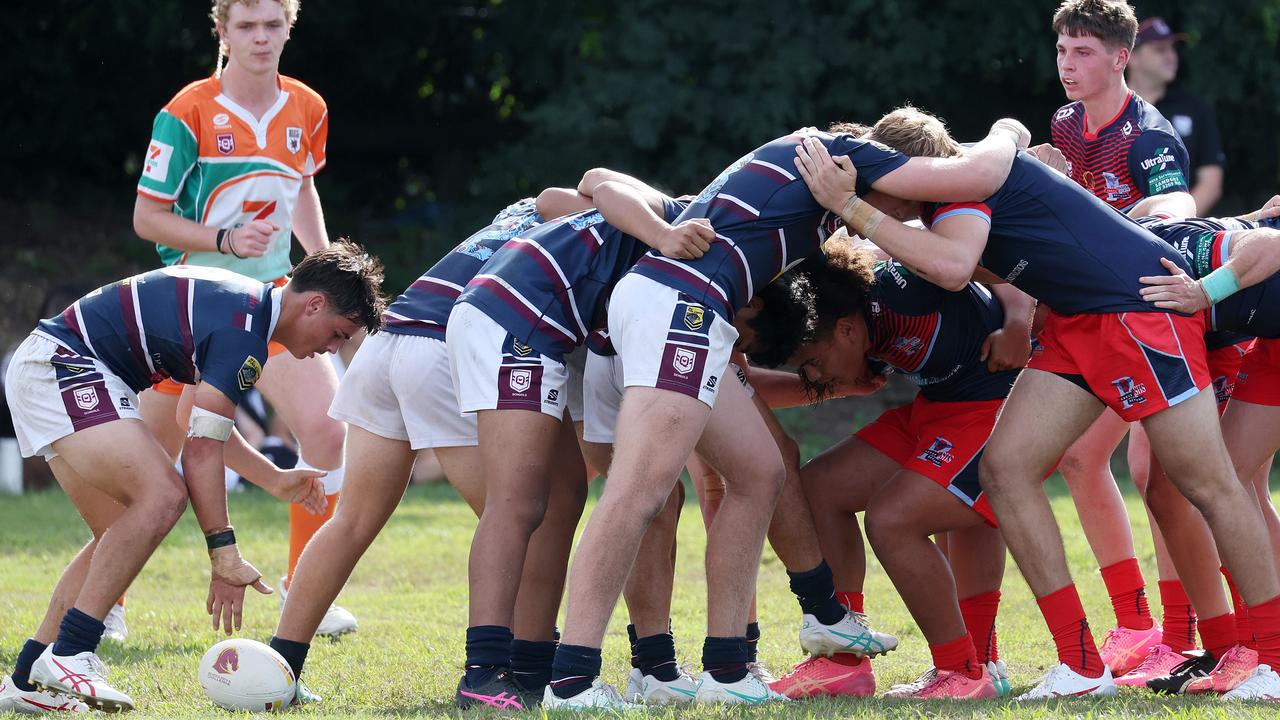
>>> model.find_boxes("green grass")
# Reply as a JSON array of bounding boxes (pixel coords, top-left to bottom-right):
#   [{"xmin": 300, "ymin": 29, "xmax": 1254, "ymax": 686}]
[{"xmin": 0, "ymin": 475, "xmax": 1273, "ymax": 718}]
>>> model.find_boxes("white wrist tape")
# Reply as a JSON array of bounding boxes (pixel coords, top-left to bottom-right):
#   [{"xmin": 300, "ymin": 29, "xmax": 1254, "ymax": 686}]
[{"xmin": 188, "ymin": 406, "xmax": 234, "ymax": 442}]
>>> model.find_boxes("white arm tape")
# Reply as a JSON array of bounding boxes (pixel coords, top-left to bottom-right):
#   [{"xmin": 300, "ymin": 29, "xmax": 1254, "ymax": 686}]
[{"xmin": 188, "ymin": 406, "xmax": 234, "ymax": 442}]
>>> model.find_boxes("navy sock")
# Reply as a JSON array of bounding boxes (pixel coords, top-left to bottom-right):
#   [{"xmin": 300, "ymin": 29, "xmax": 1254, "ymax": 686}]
[
  {"xmin": 464, "ymin": 625, "xmax": 513, "ymax": 686},
  {"xmin": 550, "ymin": 644, "xmax": 601, "ymax": 699},
  {"xmin": 746, "ymin": 622, "xmax": 761, "ymax": 664},
  {"xmin": 702, "ymin": 636, "xmax": 748, "ymax": 684},
  {"xmin": 634, "ymin": 634, "xmax": 679, "ymax": 682},
  {"xmin": 788, "ymin": 561, "xmax": 846, "ymax": 625},
  {"xmin": 509, "ymin": 639, "xmax": 556, "ymax": 693},
  {"xmin": 12, "ymin": 639, "xmax": 46, "ymax": 692},
  {"xmin": 51, "ymin": 608, "xmax": 105, "ymax": 658},
  {"xmin": 626, "ymin": 624, "xmax": 639, "ymax": 668},
  {"xmin": 269, "ymin": 636, "xmax": 310, "ymax": 680}
]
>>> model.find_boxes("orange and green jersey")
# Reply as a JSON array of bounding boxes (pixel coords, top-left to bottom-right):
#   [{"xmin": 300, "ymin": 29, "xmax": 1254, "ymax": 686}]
[{"xmin": 137, "ymin": 74, "xmax": 328, "ymax": 282}]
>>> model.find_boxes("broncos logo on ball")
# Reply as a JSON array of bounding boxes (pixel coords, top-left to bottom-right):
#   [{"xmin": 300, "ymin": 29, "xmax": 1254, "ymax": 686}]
[{"xmin": 213, "ymin": 648, "xmax": 240, "ymax": 675}]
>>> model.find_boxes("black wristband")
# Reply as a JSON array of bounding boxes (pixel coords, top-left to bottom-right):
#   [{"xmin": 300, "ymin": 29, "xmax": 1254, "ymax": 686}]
[
  {"xmin": 215, "ymin": 228, "xmax": 228, "ymax": 254},
  {"xmin": 206, "ymin": 529, "xmax": 237, "ymax": 550}
]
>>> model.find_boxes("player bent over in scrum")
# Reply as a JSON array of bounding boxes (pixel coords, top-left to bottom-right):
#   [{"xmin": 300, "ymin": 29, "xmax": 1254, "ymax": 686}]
[
  {"xmin": 544, "ymin": 121, "xmax": 1027, "ymax": 708},
  {"xmin": 797, "ymin": 105, "xmax": 1280, "ymax": 701},
  {"xmin": 0, "ymin": 244, "xmax": 383, "ymax": 713}
]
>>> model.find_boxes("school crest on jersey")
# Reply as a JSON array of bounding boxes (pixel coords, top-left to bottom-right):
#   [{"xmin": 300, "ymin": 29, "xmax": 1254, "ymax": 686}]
[
  {"xmin": 216, "ymin": 133, "xmax": 236, "ymax": 156},
  {"xmin": 237, "ymin": 356, "xmax": 263, "ymax": 391},
  {"xmin": 286, "ymin": 127, "xmax": 302, "ymax": 154}
]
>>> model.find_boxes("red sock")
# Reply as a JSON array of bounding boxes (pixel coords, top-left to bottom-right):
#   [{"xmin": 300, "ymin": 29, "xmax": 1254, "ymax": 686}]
[
  {"xmin": 929, "ymin": 634, "xmax": 982, "ymax": 679},
  {"xmin": 836, "ymin": 591, "xmax": 864, "ymax": 613},
  {"xmin": 959, "ymin": 590, "xmax": 1001, "ymax": 663},
  {"xmin": 1157, "ymin": 580, "xmax": 1197, "ymax": 653},
  {"xmin": 1037, "ymin": 584, "xmax": 1105, "ymax": 678},
  {"xmin": 1099, "ymin": 558, "xmax": 1154, "ymax": 630},
  {"xmin": 1246, "ymin": 594, "xmax": 1280, "ymax": 667},
  {"xmin": 1198, "ymin": 613, "xmax": 1238, "ymax": 659},
  {"xmin": 1222, "ymin": 567, "xmax": 1254, "ymax": 648}
]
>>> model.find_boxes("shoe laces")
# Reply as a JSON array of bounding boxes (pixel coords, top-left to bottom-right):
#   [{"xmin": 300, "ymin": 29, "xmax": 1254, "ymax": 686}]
[
  {"xmin": 84, "ymin": 654, "xmax": 109, "ymax": 679},
  {"xmin": 747, "ymin": 662, "xmax": 776, "ymax": 684},
  {"xmin": 851, "ymin": 611, "xmax": 876, "ymax": 629},
  {"xmin": 597, "ymin": 681, "xmax": 625, "ymax": 703},
  {"xmin": 1129, "ymin": 646, "xmax": 1172, "ymax": 675}
]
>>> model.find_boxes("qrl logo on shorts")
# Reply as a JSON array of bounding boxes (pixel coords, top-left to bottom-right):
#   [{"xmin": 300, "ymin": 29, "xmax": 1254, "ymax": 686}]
[
  {"xmin": 73, "ymin": 386, "xmax": 100, "ymax": 411},
  {"xmin": 918, "ymin": 436, "xmax": 955, "ymax": 468},
  {"xmin": 509, "ymin": 368, "xmax": 532, "ymax": 393},
  {"xmin": 1112, "ymin": 376, "xmax": 1148, "ymax": 409},
  {"xmin": 672, "ymin": 347, "xmax": 697, "ymax": 375}
]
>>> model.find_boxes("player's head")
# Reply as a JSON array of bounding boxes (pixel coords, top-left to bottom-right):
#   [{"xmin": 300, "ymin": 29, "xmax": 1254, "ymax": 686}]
[
  {"xmin": 732, "ymin": 274, "xmax": 817, "ymax": 368},
  {"xmin": 279, "ymin": 240, "xmax": 387, "ymax": 358},
  {"xmin": 857, "ymin": 106, "xmax": 959, "ymax": 221},
  {"xmin": 1127, "ymin": 17, "xmax": 1182, "ymax": 86},
  {"xmin": 1053, "ymin": 0, "xmax": 1138, "ymax": 101},
  {"xmin": 211, "ymin": 0, "xmax": 299, "ymax": 78},
  {"xmin": 786, "ymin": 238, "xmax": 878, "ymax": 401}
]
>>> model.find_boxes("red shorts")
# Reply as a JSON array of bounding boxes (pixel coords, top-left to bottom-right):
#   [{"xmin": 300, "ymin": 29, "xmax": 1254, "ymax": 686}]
[
  {"xmin": 1027, "ymin": 310, "xmax": 1210, "ymax": 422},
  {"xmin": 1232, "ymin": 338, "xmax": 1280, "ymax": 406},
  {"xmin": 1207, "ymin": 339, "xmax": 1255, "ymax": 412},
  {"xmin": 855, "ymin": 395, "xmax": 1002, "ymax": 527},
  {"xmin": 151, "ymin": 276, "xmax": 289, "ymax": 396}
]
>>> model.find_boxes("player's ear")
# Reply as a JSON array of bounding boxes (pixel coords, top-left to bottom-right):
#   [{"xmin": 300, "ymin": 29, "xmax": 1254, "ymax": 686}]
[
  {"xmin": 1115, "ymin": 47, "xmax": 1130, "ymax": 72},
  {"xmin": 305, "ymin": 291, "xmax": 328, "ymax": 316},
  {"xmin": 744, "ymin": 296, "xmax": 764, "ymax": 313}
]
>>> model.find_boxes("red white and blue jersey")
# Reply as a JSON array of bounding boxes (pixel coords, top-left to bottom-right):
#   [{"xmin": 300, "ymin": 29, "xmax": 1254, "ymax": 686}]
[
  {"xmin": 629, "ymin": 131, "xmax": 908, "ymax": 318},
  {"xmin": 35, "ymin": 266, "xmax": 278, "ymax": 405},
  {"xmin": 382, "ymin": 199, "xmax": 542, "ymax": 340},
  {"xmin": 1051, "ymin": 91, "xmax": 1190, "ymax": 212},
  {"xmin": 1138, "ymin": 214, "xmax": 1280, "ymax": 338},
  {"xmin": 866, "ymin": 261, "xmax": 1017, "ymax": 402},
  {"xmin": 456, "ymin": 198, "xmax": 689, "ymax": 362},
  {"xmin": 925, "ymin": 153, "xmax": 1192, "ymax": 315}
]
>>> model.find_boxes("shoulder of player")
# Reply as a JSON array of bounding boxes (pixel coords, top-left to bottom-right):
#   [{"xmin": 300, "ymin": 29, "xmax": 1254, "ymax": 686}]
[
  {"xmin": 1050, "ymin": 101, "xmax": 1084, "ymax": 126},
  {"xmin": 162, "ymin": 76, "xmax": 219, "ymax": 117},
  {"xmin": 280, "ymin": 75, "xmax": 328, "ymax": 111}
]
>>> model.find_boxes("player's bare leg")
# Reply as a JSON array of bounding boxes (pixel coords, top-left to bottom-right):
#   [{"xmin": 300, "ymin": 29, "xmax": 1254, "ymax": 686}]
[
  {"xmin": 1059, "ymin": 412, "xmax": 1137, "ymax": 567},
  {"xmin": 1222, "ymin": 401, "xmax": 1280, "ymax": 561},
  {"xmin": 622, "ymin": 484, "xmax": 682, "ymax": 638},
  {"xmin": 138, "ymin": 388, "xmax": 185, "ymax": 458}
]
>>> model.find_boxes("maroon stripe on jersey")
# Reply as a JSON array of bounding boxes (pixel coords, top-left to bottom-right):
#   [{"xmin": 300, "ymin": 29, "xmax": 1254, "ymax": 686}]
[
  {"xmin": 633, "ymin": 256, "xmax": 732, "ymax": 309},
  {"xmin": 409, "ymin": 278, "xmax": 462, "ymax": 301},
  {"xmin": 743, "ymin": 161, "xmax": 793, "ymax": 185},
  {"xmin": 117, "ymin": 284, "xmax": 152, "ymax": 378},
  {"xmin": 466, "ymin": 277, "xmax": 579, "ymax": 347},
  {"xmin": 506, "ymin": 241, "xmax": 584, "ymax": 333},
  {"xmin": 61, "ymin": 305, "xmax": 83, "ymax": 340},
  {"xmin": 576, "ymin": 226, "xmax": 603, "ymax": 250},
  {"xmin": 710, "ymin": 195, "xmax": 761, "ymax": 221},
  {"xmin": 175, "ymin": 277, "xmax": 196, "ymax": 379}
]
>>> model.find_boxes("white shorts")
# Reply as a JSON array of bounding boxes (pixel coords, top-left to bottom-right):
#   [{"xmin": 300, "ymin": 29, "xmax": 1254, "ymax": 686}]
[
  {"xmin": 607, "ymin": 274, "xmax": 738, "ymax": 409},
  {"xmin": 447, "ymin": 302, "xmax": 570, "ymax": 419},
  {"xmin": 328, "ymin": 331, "xmax": 477, "ymax": 449},
  {"xmin": 583, "ymin": 351, "xmax": 754, "ymax": 444},
  {"xmin": 6, "ymin": 333, "xmax": 141, "ymax": 460},
  {"xmin": 564, "ymin": 346, "xmax": 586, "ymax": 423}
]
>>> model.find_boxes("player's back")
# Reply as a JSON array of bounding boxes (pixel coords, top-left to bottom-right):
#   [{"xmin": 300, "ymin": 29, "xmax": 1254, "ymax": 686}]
[
  {"xmin": 967, "ymin": 153, "xmax": 1191, "ymax": 315},
  {"xmin": 36, "ymin": 267, "xmax": 275, "ymax": 392},
  {"xmin": 383, "ymin": 199, "xmax": 541, "ymax": 339}
]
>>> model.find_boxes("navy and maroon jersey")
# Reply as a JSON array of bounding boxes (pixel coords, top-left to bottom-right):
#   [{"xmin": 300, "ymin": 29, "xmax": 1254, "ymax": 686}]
[
  {"xmin": 629, "ymin": 131, "xmax": 909, "ymax": 319},
  {"xmin": 1050, "ymin": 91, "xmax": 1190, "ymax": 212},
  {"xmin": 865, "ymin": 260, "xmax": 1017, "ymax": 402},
  {"xmin": 36, "ymin": 266, "xmax": 277, "ymax": 404},
  {"xmin": 456, "ymin": 197, "xmax": 688, "ymax": 362},
  {"xmin": 924, "ymin": 153, "xmax": 1192, "ymax": 315},
  {"xmin": 1138, "ymin": 214, "xmax": 1280, "ymax": 338},
  {"xmin": 383, "ymin": 198, "xmax": 541, "ymax": 340}
]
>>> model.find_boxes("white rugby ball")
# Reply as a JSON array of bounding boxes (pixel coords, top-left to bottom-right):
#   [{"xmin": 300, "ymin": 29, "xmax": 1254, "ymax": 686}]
[{"xmin": 199, "ymin": 639, "xmax": 296, "ymax": 712}]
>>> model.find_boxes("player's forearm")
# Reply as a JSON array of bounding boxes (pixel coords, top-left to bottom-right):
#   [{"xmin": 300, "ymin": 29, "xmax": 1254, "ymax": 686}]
[
  {"xmin": 221, "ymin": 429, "xmax": 281, "ymax": 489},
  {"xmin": 1127, "ymin": 191, "xmax": 1196, "ymax": 220},
  {"xmin": 593, "ymin": 182, "xmax": 671, "ymax": 247},
  {"xmin": 536, "ymin": 187, "xmax": 594, "ymax": 219},
  {"xmin": 747, "ymin": 367, "xmax": 817, "ymax": 409},
  {"xmin": 842, "ymin": 202, "xmax": 975, "ymax": 291},
  {"xmin": 292, "ymin": 179, "xmax": 329, "ymax": 254},
  {"xmin": 181, "ymin": 438, "xmax": 233, "ymax": 534},
  {"xmin": 1223, "ymin": 228, "xmax": 1280, "ymax": 289},
  {"xmin": 991, "ymin": 282, "xmax": 1036, "ymax": 332},
  {"xmin": 134, "ymin": 196, "xmax": 221, "ymax": 253}
]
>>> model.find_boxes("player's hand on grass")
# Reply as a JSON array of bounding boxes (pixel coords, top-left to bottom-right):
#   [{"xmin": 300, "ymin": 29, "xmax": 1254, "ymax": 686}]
[
  {"xmin": 267, "ymin": 468, "xmax": 329, "ymax": 515},
  {"xmin": 208, "ymin": 546, "xmax": 272, "ymax": 635},
  {"xmin": 656, "ymin": 219, "xmax": 714, "ymax": 259},
  {"xmin": 794, "ymin": 137, "xmax": 858, "ymax": 214},
  {"xmin": 1027, "ymin": 143, "xmax": 1069, "ymax": 175},
  {"xmin": 227, "ymin": 220, "xmax": 278, "ymax": 258},
  {"xmin": 980, "ymin": 327, "xmax": 1032, "ymax": 372},
  {"xmin": 1139, "ymin": 257, "xmax": 1209, "ymax": 313}
]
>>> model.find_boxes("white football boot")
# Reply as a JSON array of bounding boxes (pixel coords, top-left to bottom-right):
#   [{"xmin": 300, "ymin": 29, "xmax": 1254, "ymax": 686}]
[
  {"xmin": 1222, "ymin": 664, "xmax": 1280, "ymax": 701},
  {"xmin": 0, "ymin": 675, "xmax": 91, "ymax": 714},
  {"xmin": 1016, "ymin": 663, "xmax": 1116, "ymax": 700},
  {"xmin": 541, "ymin": 678, "xmax": 636, "ymax": 709},
  {"xmin": 28, "ymin": 646, "xmax": 134, "ymax": 713},
  {"xmin": 102, "ymin": 604, "xmax": 127, "ymax": 644},
  {"xmin": 799, "ymin": 611, "xmax": 897, "ymax": 658},
  {"xmin": 278, "ymin": 576, "xmax": 357, "ymax": 637},
  {"xmin": 694, "ymin": 670, "xmax": 788, "ymax": 704},
  {"xmin": 626, "ymin": 666, "xmax": 699, "ymax": 704}
]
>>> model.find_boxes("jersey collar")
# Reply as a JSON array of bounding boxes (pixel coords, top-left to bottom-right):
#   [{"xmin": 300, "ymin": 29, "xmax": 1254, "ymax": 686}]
[
  {"xmin": 266, "ymin": 286, "xmax": 284, "ymax": 343},
  {"xmin": 213, "ymin": 75, "xmax": 290, "ymax": 150},
  {"xmin": 1081, "ymin": 90, "xmax": 1134, "ymax": 141}
]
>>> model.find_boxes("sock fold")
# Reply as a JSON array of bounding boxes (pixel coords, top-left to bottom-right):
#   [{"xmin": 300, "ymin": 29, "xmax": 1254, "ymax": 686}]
[
  {"xmin": 1100, "ymin": 558, "xmax": 1153, "ymax": 630},
  {"xmin": 1037, "ymin": 584, "xmax": 1105, "ymax": 678}
]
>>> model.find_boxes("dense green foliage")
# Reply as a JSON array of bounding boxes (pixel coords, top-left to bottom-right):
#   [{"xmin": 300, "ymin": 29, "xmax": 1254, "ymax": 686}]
[{"xmin": 6, "ymin": 1, "xmax": 1278, "ymax": 291}]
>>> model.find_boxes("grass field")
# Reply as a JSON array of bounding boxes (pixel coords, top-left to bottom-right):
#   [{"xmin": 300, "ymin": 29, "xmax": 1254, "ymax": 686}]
[{"xmin": 0, "ymin": 472, "xmax": 1272, "ymax": 718}]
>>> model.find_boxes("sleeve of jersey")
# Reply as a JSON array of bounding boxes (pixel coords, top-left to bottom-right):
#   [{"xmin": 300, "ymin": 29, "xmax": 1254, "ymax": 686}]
[
  {"xmin": 137, "ymin": 109, "xmax": 198, "ymax": 202},
  {"xmin": 928, "ymin": 202, "xmax": 993, "ymax": 227},
  {"xmin": 1129, "ymin": 130, "xmax": 1190, "ymax": 197},
  {"xmin": 305, "ymin": 101, "xmax": 329, "ymax": 177},
  {"xmin": 197, "ymin": 328, "xmax": 270, "ymax": 407},
  {"xmin": 828, "ymin": 136, "xmax": 910, "ymax": 195},
  {"xmin": 660, "ymin": 197, "xmax": 691, "ymax": 223},
  {"xmin": 876, "ymin": 263, "xmax": 945, "ymax": 313}
]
